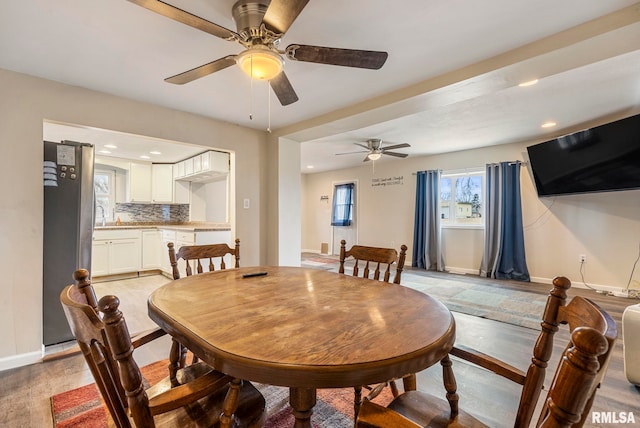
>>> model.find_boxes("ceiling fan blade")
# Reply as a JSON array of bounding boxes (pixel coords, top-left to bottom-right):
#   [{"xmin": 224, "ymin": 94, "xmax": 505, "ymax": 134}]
[
  {"xmin": 262, "ymin": 0, "xmax": 310, "ymax": 34},
  {"xmin": 383, "ymin": 151, "xmax": 409, "ymax": 158},
  {"xmin": 270, "ymin": 72, "xmax": 299, "ymax": 106},
  {"xmin": 286, "ymin": 45, "xmax": 388, "ymax": 69},
  {"xmin": 354, "ymin": 142, "xmax": 371, "ymax": 150},
  {"xmin": 165, "ymin": 56, "xmax": 236, "ymax": 85},
  {"xmin": 127, "ymin": 0, "xmax": 238, "ymax": 40},
  {"xmin": 335, "ymin": 150, "xmax": 368, "ymax": 156},
  {"xmin": 382, "ymin": 143, "xmax": 410, "ymax": 150}
]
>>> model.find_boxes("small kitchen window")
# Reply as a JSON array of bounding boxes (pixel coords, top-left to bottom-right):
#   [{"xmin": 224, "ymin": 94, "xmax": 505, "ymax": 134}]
[{"xmin": 94, "ymin": 169, "xmax": 115, "ymax": 223}]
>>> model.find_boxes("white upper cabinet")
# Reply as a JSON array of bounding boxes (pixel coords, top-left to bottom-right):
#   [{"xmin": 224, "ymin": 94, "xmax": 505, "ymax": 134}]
[
  {"xmin": 151, "ymin": 164, "xmax": 173, "ymax": 203},
  {"xmin": 128, "ymin": 162, "xmax": 152, "ymax": 202},
  {"xmin": 177, "ymin": 151, "xmax": 229, "ymax": 183}
]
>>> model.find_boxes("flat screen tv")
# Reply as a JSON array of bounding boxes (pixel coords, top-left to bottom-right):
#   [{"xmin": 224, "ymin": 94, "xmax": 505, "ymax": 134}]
[{"xmin": 526, "ymin": 113, "xmax": 640, "ymax": 197}]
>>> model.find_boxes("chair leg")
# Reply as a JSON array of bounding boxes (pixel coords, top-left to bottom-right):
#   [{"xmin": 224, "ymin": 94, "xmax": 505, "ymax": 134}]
[
  {"xmin": 220, "ymin": 378, "xmax": 241, "ymax": 428},
  {"xmin": 401, "ymin": 373, "xmax": 417, "ymax": 392},
  {"xmin": 169, "ymin": 338, "xmax": 182, "ymax": 387},
  {"xmin": 354, "ymin": 386, "xmax": 363, "ymax": 421},
  {"xmin": 441, "ymin": 355, "xmax": 459, "ymax": 417}
]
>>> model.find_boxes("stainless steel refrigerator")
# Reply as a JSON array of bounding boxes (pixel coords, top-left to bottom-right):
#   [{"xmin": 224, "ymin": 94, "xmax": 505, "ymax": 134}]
[{"xmin": 43, "ymin": 140, "xmax": 94, "ymax": 345}]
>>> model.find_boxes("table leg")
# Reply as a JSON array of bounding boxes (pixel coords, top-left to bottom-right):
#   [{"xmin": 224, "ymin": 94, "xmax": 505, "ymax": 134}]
[{"xmin": 289, "ymin": 387, "xmax": 316, "ymax": 428}]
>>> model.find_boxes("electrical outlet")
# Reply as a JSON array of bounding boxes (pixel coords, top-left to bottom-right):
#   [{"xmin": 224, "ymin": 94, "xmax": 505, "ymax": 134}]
[{"xmin": 579, "ymin": 254, "xmax": 586, "ymax": 263}]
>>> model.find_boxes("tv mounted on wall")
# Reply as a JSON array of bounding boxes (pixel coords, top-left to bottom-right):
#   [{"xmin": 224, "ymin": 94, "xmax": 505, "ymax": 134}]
[{"xmin": 526, "ymin": 113, "xmax": 640, "ymax": 197}]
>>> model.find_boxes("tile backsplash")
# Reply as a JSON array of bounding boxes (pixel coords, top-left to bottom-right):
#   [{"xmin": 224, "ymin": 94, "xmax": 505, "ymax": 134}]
[{"xmin": 115, "ymin": 203, "xmax": 189, "ymax": 223}]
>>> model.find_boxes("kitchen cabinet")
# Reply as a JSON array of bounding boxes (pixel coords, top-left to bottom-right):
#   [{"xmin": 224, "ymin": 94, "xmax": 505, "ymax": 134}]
[
  {"xmin": 174, "ymin": 180, "xmax": 190, "ymax": 204},
  {"xmin": 128, "ymin": 162, "xmax": 152, "ymax": 202},
  {"xmin": 160, "ymin": 229, "xmax": 177, "ymax": 275},
  {"xmin": 92, "ymin": 229, "xmax": 141, "ymax": 275},
  {"xmin": 173, "ymin": 160, "xmax": 185, "ymax": 179},
  {"xmin": 159, "ymin": 229, "xmax": 195, "ymax": 276},
  {"xmin": 176, "ymin": 151, "xmax": 229, "ymax": 183},
  {"xmin": 142, "ymin": 229, "xmax": 162, "ymax": 269},
  {"xmin": 151, "ymin": 164, "xmax": 173, "ymax": 203},
  {"xmin": 129, "ymin": 162, "xmax": 183, "ymax": 204}
]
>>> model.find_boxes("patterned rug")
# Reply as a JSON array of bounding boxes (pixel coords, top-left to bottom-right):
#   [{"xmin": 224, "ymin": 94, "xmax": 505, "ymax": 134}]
[{"xmin": 50, "ymin": 361, "xmax": 393, "ymax": 428}]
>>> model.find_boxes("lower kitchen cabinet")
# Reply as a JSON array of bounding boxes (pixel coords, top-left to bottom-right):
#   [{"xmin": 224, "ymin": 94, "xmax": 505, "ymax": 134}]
[
  {"xmin": 92, "ymin": 227, "xmax": 232, "ymax": 277},
  {"xmin": 142, "ymin": 229, "xmax": 163, "ymax": 269},
  {"xmin": 92, "ymin": 229, "xmax": 141, "ymax": 276}
]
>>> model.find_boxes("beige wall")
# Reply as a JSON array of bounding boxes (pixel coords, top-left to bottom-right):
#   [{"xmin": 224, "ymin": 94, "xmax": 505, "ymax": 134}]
[
  {"xmin": 302, "ymin": 140, "xmax": 640, "ymax": 290},
  {"xmin": 0, "ymin": 68, "xmax": 267, "ymax": 368}
]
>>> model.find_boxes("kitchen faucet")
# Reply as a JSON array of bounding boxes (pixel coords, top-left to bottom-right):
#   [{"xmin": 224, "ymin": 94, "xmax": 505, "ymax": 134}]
[{"xmin": 96, "ymin": 205, "xmax": 106, "ymax": 227}]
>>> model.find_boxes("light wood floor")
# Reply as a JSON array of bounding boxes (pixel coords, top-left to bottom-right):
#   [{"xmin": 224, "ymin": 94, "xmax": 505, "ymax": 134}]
[{"xmin": 1, "ymin": 260, "xmax": 638, "ymax": 427}]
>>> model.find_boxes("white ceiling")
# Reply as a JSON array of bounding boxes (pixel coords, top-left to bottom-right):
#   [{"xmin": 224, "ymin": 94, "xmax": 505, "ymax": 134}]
[{"xmin": 2, "ymin": 1, "xmax": 639, "ymax": 171}]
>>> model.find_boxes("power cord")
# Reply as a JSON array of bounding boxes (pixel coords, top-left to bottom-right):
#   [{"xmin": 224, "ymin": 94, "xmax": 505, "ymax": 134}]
[
  {"xmin": 624, "ymin": 240, "xmax": 640, "ymax": 290},
  {"xmin": 579, "ymin": 260, "xmax": 598, "ymax": 291}
]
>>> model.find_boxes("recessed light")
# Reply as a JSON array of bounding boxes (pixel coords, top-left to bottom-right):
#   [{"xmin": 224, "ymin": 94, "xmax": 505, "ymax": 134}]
[
  {"xmin": 150, "ymin": 151, "xmax": 162, "ymax": 155},
  {"xmin": 518, "ymin": 79, "xmax": 539, "ymax": 87},
  {"xmin": 541, "ymin": 121, "xmax": 557, "ymax": 128},
  {"xmin": 98, "ymin": 150, "xmax": 111, "ymax": 154},
  {"xmin": 140, "ymin": 155, "xmax": 150, "ymax": 159},
  {"xmin": 306, "ymin": 165, "xmax": 314, "ymax": 169},
  {"xmin": 104, "ymin": 144, "xmax": 118, "ymax": 149}
]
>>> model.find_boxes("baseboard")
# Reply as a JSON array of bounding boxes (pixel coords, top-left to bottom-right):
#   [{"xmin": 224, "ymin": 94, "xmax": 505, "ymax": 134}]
[
  {"xmin": 0, "ymin": 347, "xmax": 43, "ymax": 371},
  {"xmin": 302, "ymin": 249, "xmax": 322, "ymax": 254},
  {"xmin": 444, "ymin": 266, "xmax": 478, "ymax": 275}
]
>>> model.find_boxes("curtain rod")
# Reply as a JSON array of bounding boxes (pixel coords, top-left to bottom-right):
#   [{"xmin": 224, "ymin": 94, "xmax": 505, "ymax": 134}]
[{"xmin": 411, "ymin": 161, "xmax": 528, "ymax": 175}]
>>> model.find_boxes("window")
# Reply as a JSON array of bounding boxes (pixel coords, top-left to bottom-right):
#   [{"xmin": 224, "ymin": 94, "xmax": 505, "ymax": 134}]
[
  {"xmin": 94, "ymin": 169, "xmax": 115, "ymax": 223},
  {"xmin": 440, "ymin": 170, "xmax": 484, "ymax": 227},
  {"xmin": 331, "ymin": 183, "xmax": 354, "ymax": 226}
]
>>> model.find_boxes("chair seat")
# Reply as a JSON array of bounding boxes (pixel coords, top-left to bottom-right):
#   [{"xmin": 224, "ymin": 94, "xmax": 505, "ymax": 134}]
[
  {"xmin": 145, "ymin": 362, "xmax": 266, "ymax": 428},
  {"xmin": 387, "ymin": 391, "xmax": 489, "ymax": 428},
  {"xmin": 151, "ymin": 381, "xmax": 265, "ymax": 428}
]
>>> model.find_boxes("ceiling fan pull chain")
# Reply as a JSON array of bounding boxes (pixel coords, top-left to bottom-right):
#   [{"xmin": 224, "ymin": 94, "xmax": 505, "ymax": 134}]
[
  {"xmin": 267, "ymin": 82, "xmax": 272, "ymax": 133},
  {"xmin": 249, "ymin": 56, "xmax": 254, "ymax": 120}
]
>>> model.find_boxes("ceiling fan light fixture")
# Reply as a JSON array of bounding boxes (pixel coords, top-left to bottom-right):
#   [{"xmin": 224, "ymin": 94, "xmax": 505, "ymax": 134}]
[
  {"xmin": 367, "ymin": 152, "xmax": 382, "ymax": 161},
  {"xmin": 237, "ymin": 47, "xmax": 284, "ymax": 80}
]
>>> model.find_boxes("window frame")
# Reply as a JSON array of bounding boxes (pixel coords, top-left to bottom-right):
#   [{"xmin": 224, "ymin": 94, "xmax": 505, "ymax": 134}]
[
  {"xmin": 331, "ymin": 182, "xmax": 355, "ymax": 227},
  {"xmin": 440, "ymin": 168, "xmax": 485, "ymax": 230},
  {"xmin": 94, "ymin": 168, "xmax": 116, "ymax": 223}
]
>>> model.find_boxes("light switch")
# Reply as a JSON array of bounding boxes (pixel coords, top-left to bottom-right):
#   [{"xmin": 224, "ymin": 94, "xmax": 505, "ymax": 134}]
[{"xmin": 243, "ymin": 198, "xmax": 250, "ymax": 209}]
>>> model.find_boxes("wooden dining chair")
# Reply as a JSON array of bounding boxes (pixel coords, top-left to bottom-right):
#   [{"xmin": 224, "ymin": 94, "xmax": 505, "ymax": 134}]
[
  {"xmin": 60, "ymin": 268, "xmax": 266, "ymax": 428},
  {"xmin": 168, "ymin": 239, "xmax": 240, "ymax": 364},
  {"xmin": 356, "ymin": 276, "xmax": 618, "ymax": 428},
  {"xmin": 169, "ymin": 239, "xmax": 240, "ymax": 280},
  {"xmin": 339, "ymin": 239, "xmax": 407, "ymax": 284},
  {"xmin": 339, "ymin": 239, "xmax": 409, "ymax": 417}
]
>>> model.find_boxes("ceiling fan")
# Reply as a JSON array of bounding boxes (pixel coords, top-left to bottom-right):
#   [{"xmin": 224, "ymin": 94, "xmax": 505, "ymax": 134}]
[
  {"xmin": 127, "ymin": 0, "xmax": 389, "ymax": 106},
  {"xmin": 336, "ymin": 139, "xmax": 411, "ymax": 162}
]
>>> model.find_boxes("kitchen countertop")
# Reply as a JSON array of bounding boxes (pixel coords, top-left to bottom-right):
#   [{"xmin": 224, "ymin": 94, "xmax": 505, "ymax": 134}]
[{"xmin": 95, "ymin": 222, "xmax": 231, "ymax": 232}]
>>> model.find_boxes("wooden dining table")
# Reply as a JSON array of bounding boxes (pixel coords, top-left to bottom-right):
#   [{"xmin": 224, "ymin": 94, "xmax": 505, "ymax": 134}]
[{"xmin": 148, "ymin": 266, "xmax": 456, "ymax": 428}]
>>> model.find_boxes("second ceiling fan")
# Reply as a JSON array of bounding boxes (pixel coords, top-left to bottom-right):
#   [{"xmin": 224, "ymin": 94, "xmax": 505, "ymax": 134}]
[
  {"xmin": 336, "ymin": 139, "xmax": 411, "ymax": 162},
  {"xmin": 127, "ymin": 0, "xmax": 389, "ymax": 106}
]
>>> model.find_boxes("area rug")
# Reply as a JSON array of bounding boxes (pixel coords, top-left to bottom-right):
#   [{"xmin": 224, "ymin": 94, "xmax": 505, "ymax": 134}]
[
  {"xmin": 51, "ymin": 361, "xmax": 393, "ymax": 428},
  {"xmin": 399, "ymin": 273, "xmax": 546, "ymax": 330},
  {"xmin": 308, "ymin": 255, "xmax": 547, "ymax": 331}
]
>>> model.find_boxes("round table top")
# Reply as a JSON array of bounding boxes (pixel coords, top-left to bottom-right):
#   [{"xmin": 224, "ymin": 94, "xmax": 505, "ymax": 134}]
[{"xmin": 148, "ymin": 266, "xmax": 455, "ymax": 388}]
